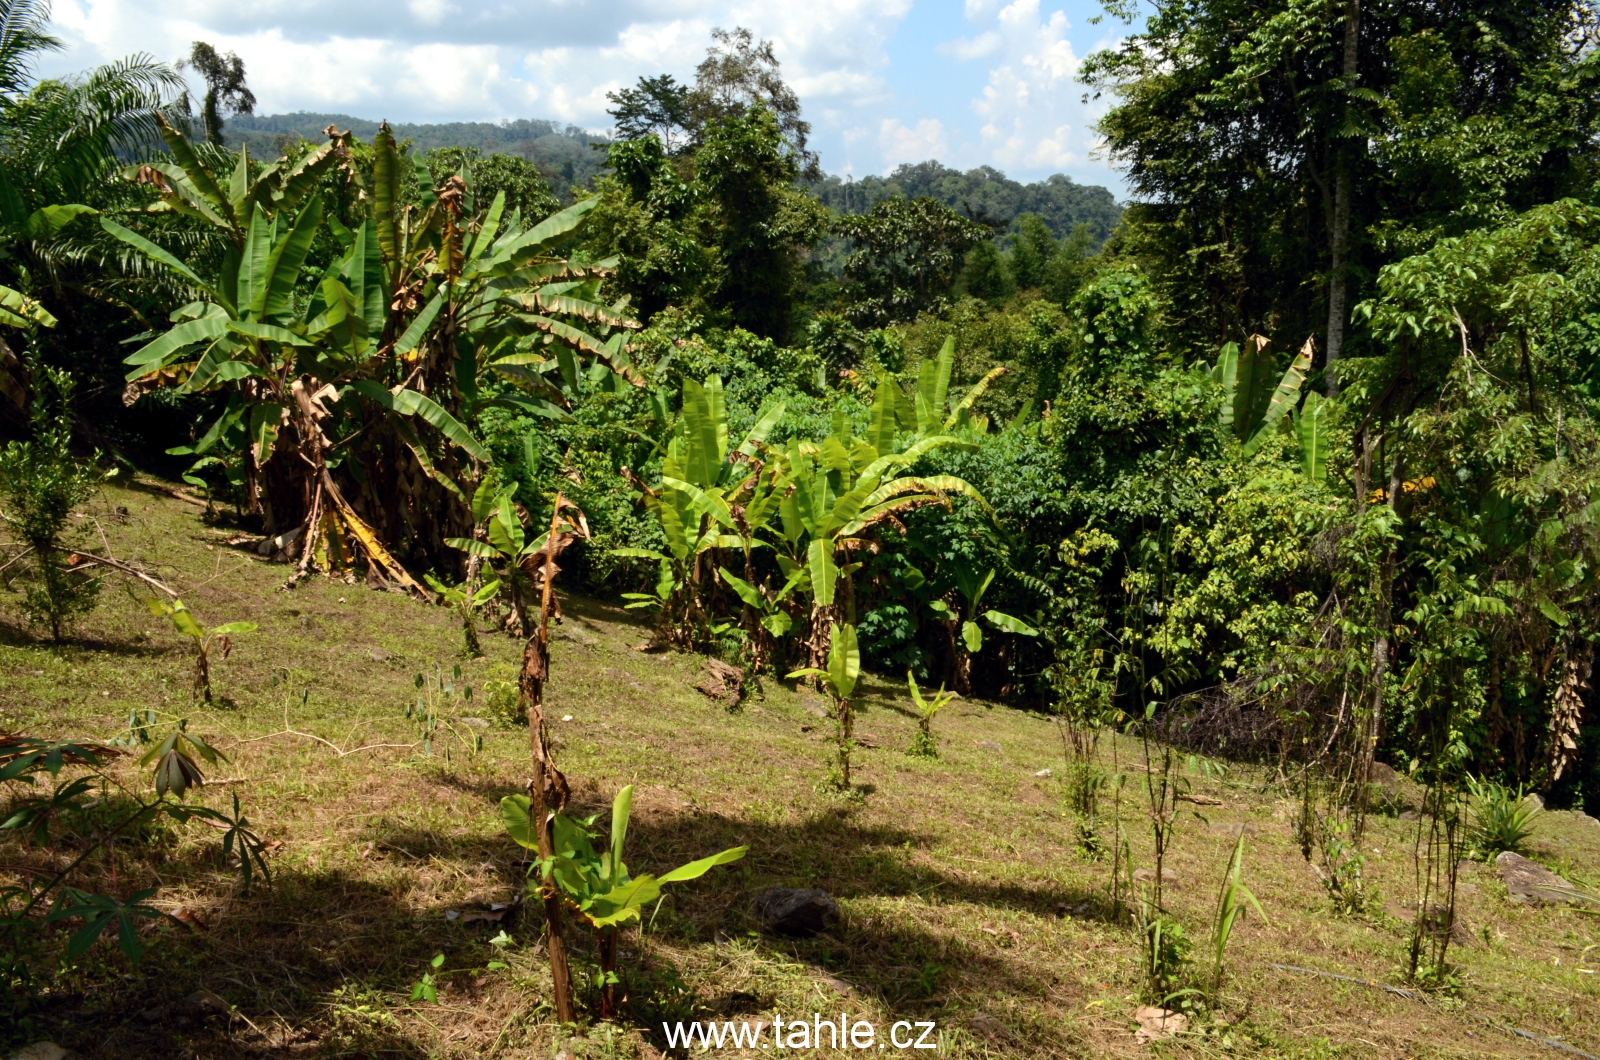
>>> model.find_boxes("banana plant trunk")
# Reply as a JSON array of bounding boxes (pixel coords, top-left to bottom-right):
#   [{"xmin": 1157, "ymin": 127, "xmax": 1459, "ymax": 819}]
[
  {"xmin": 520, "ymin": 497, "xmax": 576, "ymax": 1024},
  {"xmin": 598, "ymin": 925, "xmax": 619, "ymax": 1018}
]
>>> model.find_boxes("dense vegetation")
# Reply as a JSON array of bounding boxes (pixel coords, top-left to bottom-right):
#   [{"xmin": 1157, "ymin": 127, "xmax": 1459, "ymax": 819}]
[{"xmin": 4, "ymin": 0, "xmax": 1600, "ymax": 1047}]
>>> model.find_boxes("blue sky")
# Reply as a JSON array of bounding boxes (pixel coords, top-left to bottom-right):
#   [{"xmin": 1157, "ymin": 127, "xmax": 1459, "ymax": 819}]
[{"xmin": 40, "ymin": 0, "xmax": 1133, "ymax": 194}]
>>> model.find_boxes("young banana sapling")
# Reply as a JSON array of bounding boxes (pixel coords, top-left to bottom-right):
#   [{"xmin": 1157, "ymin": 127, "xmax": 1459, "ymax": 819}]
[
  {"xmin": 422, "ymin": 574, "xmax": 500, "ymax": 657},
  {"xmin": 788, "ymin": 623, "xmax": 862, "ymax": 790},
  {"xmin": 906, "ymin": 671, "xmax": 955, "ymax": 758},
  {"xmin": 145, "ymin": 598, "xmax": 256, "ymax": 702},
  {"xmin": 499, "ymin": 784, "xmax": 746, "ymax": 1017}
]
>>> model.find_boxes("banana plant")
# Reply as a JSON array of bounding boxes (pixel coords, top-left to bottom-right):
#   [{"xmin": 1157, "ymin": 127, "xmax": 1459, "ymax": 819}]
[
  {"xmin": 499, "ymin": 784, "xmax": 746, "ymax": 1017},
  {"xmin": 930, "ymin": 567, "xmax": 1040, "ymax": 694},
  {"xmin": 144, "ymin": 598, "xmax": 255, "ymax": 703},
  {"xmin": 105, "ymin": 120, "xmax": 639, "ymax": 588},
  {"xmin": 772, "ymin": 377, "xmax": 989, "ymax": 666},
  {"xmin": 445, "ymin": 479, "xmax": 549, "ymax": 636},
  {"xmin": 1212, "ymin": 335, "xmax": 1314, "ymax": 455},
  {"xmin": 788, "ymin": 623, "xmax": 862, "ymax": 790},
  {"xmin": 615, "ymin": 375, "xmax": 787, "ymax": 649},
  {"xmin": 909, "ymin": 336, "xmax": 1008, "ymax": 438},
  {"xmin": 422, "ymin": 573, "xmax": 500, "ymax": 657},
  {"xmin": 907, "ymin": 671, "xmax": 957, "ymax": 758}
]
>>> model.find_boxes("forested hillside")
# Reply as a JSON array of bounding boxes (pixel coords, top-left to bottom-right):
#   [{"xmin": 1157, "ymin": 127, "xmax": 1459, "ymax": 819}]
[
  {"xmin": 811, "ymin": 162, "xmax": 1121, "ymax": 242},
  {"xmin": 225, "ymin": 113, "xmax": 613, "ymax": 200},
  {"xmin": 3, "ymin": 2, "xmax": 1600, "ymax": 1056}
]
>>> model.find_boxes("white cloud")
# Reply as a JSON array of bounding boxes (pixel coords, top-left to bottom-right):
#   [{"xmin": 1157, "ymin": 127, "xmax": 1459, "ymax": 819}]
[
  {"xmin": 33, "ymin": 0, "xmax": 1126, "ymax": 188},
  {"xmin": 938, "ymin": 31, "xmax": 1000, "ymax": 61},
  {"xmin": 965, "ymin": 0, "xmax": 1110, "ymax": 178},
  {"xmin": 878, "ymin": 117, "xmax": 947, "ymax": 167},
  {"xmin": 39, "ymin": 0, "xmax": 911, "ymax": 129}
]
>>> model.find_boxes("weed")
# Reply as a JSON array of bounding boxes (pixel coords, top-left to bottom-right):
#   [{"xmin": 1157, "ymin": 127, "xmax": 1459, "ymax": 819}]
[
  {"xmin": 1208, "ymin": 830, "xmax": 1268, "ymax": 999},
  {"xmin": 788, "ymin": 623, "xmax": 861, "ymax": 790},
  {"xmin": 499, "ymin": 783, "xmax": 747, "ymax": 1018},
  {"xmin": 423, "ymin": 573, "xmax": 500, "ymax": 657},
  {"xmin": 409, "ymin": 953, "xmax": 445, "ymax": 1002},
  {"xmin": 404, "ymin": 665, "xmax": 481, "ymax": 759}
]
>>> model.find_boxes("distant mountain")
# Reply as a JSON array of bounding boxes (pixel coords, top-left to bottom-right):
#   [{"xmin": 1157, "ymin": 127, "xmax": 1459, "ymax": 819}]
[
  {"xmin": 810, "ymin": 161, "xmax": 1122, "ymax": 243},
  {"xmin": 226, "ymin": 115, "xmax": 1122, "ymax": 242},
  {"xmin": 224, "ymin": 113, "xmax": 612, "ymax": 199}
]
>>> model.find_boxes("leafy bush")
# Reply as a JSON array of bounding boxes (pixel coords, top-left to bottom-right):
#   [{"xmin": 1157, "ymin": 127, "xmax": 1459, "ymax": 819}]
[{"xmin": 0, "ymin": 364, "xmax": 101, "ymax": 640}]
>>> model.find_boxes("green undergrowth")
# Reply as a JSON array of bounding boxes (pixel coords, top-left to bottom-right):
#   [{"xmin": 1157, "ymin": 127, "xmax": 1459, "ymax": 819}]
[{"xmin": 0, "ymin": 480, "xmax": 1596, "ymax": 1058}]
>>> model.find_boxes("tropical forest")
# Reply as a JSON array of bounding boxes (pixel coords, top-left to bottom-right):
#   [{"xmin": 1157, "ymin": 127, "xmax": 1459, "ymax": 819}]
[{"xmin": 0, "ymin": 0, "xmax": 1599, "ymax": 1056}]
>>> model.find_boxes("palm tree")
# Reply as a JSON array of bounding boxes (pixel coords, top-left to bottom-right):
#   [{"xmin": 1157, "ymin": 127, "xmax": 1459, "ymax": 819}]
[
  {"xmin": 0, "ymin": 0, "xmax": 186, "ymax": 418},
  {"xmin": 0, "ymin": 0, "xmax": 59, "ymax": 102}
]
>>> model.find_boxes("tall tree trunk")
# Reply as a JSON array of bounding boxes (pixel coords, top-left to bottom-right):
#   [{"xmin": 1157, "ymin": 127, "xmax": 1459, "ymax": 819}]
[{"xmin": 1324, "ymin": 0, "xmax": 1361, "ymax": 396}]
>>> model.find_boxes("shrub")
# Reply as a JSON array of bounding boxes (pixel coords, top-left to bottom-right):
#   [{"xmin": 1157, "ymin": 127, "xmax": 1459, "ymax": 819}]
[
  {"xmin": 0, "ymin": 365, "xmax": 101, "ymax": 640},
  {"xmin": 1464, "ymin": 774, "xmax": 1542, "ymax": 859}
]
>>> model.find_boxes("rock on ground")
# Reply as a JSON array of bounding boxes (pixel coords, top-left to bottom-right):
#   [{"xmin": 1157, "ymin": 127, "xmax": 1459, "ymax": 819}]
[
  {"xmin": 1497, "ymin": 851, "xmax": 1580, "ymax": 903},
  {"xmin": 752, "ymin": 886, "xmax": 840, "ymax": 938}
]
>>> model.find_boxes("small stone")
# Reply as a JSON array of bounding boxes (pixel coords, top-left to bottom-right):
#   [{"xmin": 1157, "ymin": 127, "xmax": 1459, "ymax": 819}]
[
  {"xmin": 752, "ymin": 886, "xmax": 841, "ymax": 938},
  {"xmin": 181, "ymin": 989, "xmax": 231, "ymax": 1018},
  {"xmin": 1034, "ymin": 768, "xmax": 1053, "ymax": 777},
  {"xmin": 459, "ymin": 717, "xmax": 490, "ymax": 731},
  {"xmin": 8, "ymin": 1044, "xmax": 68, "ymax": 1060},
  {"xmin": 561, "ymin": 714, "xmax": 574, "ymax": 722},
  {"xmin": 1134, "ymin": 1006, "xmax": 1188, "ymax": 1044},
  {"xmin": 370, "ymin": 647, "xmax": 390, "ymax": 661},
  {"xmin": 819, "ymin": 974, "xmax": 855, "ymax": 997},
  {"xmin": 799, "ymin": 694, "xmax": 829, "ymax": 719}
]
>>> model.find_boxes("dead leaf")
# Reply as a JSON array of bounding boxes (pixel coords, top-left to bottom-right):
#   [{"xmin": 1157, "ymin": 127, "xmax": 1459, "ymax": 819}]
[
  {"xmin": 172, "ymin": 908, "xmax": 210, "ymax": 932},
  {"xmin": 1178, "ymin": 793, "xmax": 1224, "ymax": 806}
]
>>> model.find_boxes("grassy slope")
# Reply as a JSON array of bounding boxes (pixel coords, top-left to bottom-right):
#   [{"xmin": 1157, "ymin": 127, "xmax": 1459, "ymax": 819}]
[{"xmin": 1, "ymin": 479, "xmax": 1598, "ymax": 1059}]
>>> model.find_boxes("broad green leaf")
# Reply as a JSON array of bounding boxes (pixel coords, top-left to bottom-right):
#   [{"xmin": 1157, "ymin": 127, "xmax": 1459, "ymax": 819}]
[
  {"xmin": 718, "ymin": 567, "xmax": 765, "ymax": 610},
  {"xmin": 827, "ymin": 623, "xmax": 861, "ymax": 700},
  {"xmin": 373, "ymin": 125, "xmax": 401, "ymax": 261},
  {"xmin": 607, "ymin": 785, "xmax": 633, "ymax": 890},
  {"xmin": 226, "ymin": 320, "xmax": 311, "ymax": 346},
  {"xmin": 1297, "ymin": 389, "xmax": 1328, "ymax": 481},
  {"xmin": 156, "ymin": 116, "xmax": 233, "ymax": 222},
  {"xmin": 961, "ymin": 620, "xmax": 983, "ymax": 654},
  {"xmin": 101, "ymin": 219, "xmax": 217, "ymax": 298},
  {"xmin": 656, "ymin": 845, "xmax": 749, "ymax": 884},
  {"xmin": 1243, "ymin": 337, "xmax": 1312, "ymax": 455},
  {"xmin": 808, "ymin": 538, "xmax": 837, "ymax": 607},
  {"xmin": 348, "ymin": 381, "xmax": 490, "ymax": 462},
  {"xmin": 736, "ymin": 398, "xmax": 786, "ymax": 457},
  {"xmin": 209, "ymin": 622, "xmax": 257, "ymax": 635},
  {"xmin": 124, "ymin": 317, "xmax": 229, "ymax": 377},
  {"xmin": 0, "ymin": 285, "xmax": 56, "ymax": 329},
  {"xmin": 261, "ymin": 194, "xmax": 324, "ymax": 321},
  {"xmin": 498, "ymin": 794, "xmax": 537, "ymax": 850},
  {"xmin": 984, "ymin": 610, "xmax": 1039, "ymax": 636},
  {"xmin": 394, "ymin": 291, "xmax": 444, "ymax": 357},
  {"xmin": 24, "ymin": 204, "xmax": 96, "ymax": 241},
  {"xmin": 610, "ymin": 547, "xmax": 671, "ymax": 561}
]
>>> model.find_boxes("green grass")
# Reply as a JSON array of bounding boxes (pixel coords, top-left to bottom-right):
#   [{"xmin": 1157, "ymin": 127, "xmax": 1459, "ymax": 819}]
[{"xmin": 0, "ymin": 478, "xmax": 1597, "ymax": 1058}]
